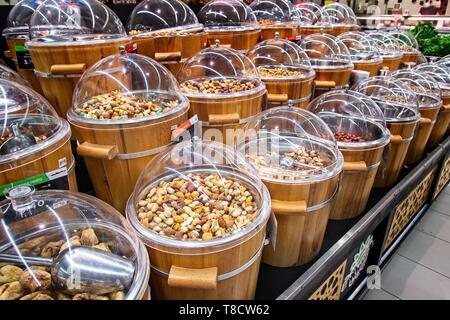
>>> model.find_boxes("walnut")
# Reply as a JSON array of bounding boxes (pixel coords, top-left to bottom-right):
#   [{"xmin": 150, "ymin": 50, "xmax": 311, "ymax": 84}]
[
  {"xmin": 20, "ymin": 291, "xmax": 54, "ymax": 300},
  {"xmin": 19, "ymin": 270, "xmax": 51, "ymax": 292},
  {"xmin": 72, "ymin": 293, "xmax": 109, "ymax": 300},
  {"xmin": 109, "ymin": 291, "xmax": 125, "ymax": 300},
  {"xmin": 41, "ymin": 240, "xmax": 64, "ymax": 257},
  {"xmin": 0, "ymin": 265, "xmax": 23, "ymax": 284},
  {"xmin": 0, "ymin": 281, "xmax": 25, "ymax": 300},
  {"xmin": 59, "ymin": 236, "xmax": 81, "ymax": 253},
  {"xmin": 80, "ymin": 228, "xmax": 99, "ymax": 246},
  {"xmin": 94, "ymin": 243, "xmax": 110, "ymax": 252}
]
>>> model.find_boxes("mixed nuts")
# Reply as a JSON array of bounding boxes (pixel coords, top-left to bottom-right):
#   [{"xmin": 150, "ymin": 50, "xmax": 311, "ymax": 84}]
[
  {"xmin": 257, "ymin": 66, "xmax": 305, "ymax": 78},
  {"xmin": 137, "ymin": 173, "xmax": 258, "ymax": 240},
  {"xmin": 334, "ymin": 131, "xmax": 366, "ymax": 142},
  {"xmin": 180, "ymin": 78, "xmax": 258, "ymax": 94},
  {"xmin": 75, "ymin": 91, "xmax": 179, "ymax": 120}
]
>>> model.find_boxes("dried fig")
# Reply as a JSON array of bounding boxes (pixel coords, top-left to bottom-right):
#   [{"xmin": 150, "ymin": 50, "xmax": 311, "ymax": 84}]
[
  {"xmin": 41, "ymin": 240, "xmax": 64, "ymax": 257},
  {"xmin": 20, "ymin": 291, "xmax": 54, "ymax": 300},
  {"xmin": 0, "ymin": 281, "xmax": 25, "ymax": 300},
  {"xmin": 19, "ymin": 269, "xmax": 51, "ymax": 292},
  {"xmin": 72, "ymin": 293, "xmax": 109, "ymax": 300},
  {"xmin": 80, "ymin": 228, "xmax": 99, "ymax": 246},
  {"xmin": 59, "ymin": 236, "xmax": 81, "ymax": 253},
  {"xmin": 0, "ymin": 265, "xmax": 23, "ymax": 284},
  {"xmin": 109, "ymin": 291, "xmax": 125, "ymax": 300}
]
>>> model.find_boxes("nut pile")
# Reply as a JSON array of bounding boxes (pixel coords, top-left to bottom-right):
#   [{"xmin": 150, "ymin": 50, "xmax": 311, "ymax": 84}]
[
  {"xmin": 334, "ymin": 131, "xmax": 366, "ymax": 142},
  {"xmin": 259, "ymin": 19, "xmax": 275, "ymax": 26},
  {"xmin": 0, "ymin": 228, "xmax": 125, "ymax": 300},
  {"xmin": 400, "ymin": 44, "xmax": 417, "ymax": 53},
  {"xmin": 130, "ymin": 29, "xmax": 195, "ymax": 36},
  {"xmin": 180, "ymin": 79, "xmax": 257, "ymax": 94},
  {"xmin": 257, "ymin": 66, "xmax": 305, "ymax": 78},
  {"xmin": 75, "ymin": 91, "xmax": 178, "ymax": 120},
  {"xmin": 0, "ymin": 130, "xmax": 47, "ymax": 149},
  {"xmin": 137, "ymin": 173, "xmax": 258, "ymax": 241}
]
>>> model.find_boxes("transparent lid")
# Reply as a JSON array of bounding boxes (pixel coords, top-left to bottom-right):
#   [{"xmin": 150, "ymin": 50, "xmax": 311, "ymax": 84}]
[
  {"xmin": 415, "ymin": 63, "xmax": 450, "ymax": 95},
  {"xmin": 0, "ymin": 65, "xmax": 30, "ymax": 87},
  {"xmin": 28, "ymin": 0, "xmax": 126, "ymax": 44},
  {"xmin": 391, "ymin": 69, "xmax": 442, "ymax": 109},
  {"xmin": 247, "ymin": 35, "xmax": 315, "ymax": 80},
  {"xmin": 293, "ymin": 2, "xmax": 331, "ymax": 27},
  {"xmin": 178, "ymin": 43, "xmax": 264, "ymax": 98},
  {"xmin": 126, "ymin": 138, "xmax": 271, "ymax": 250},
  {"xmin": 366, "ymin": 31, "xmax": 403, "ymax": 58},
  {"xmin": 389, "ymin": 30, "xmax": 419, "ymax": 53},
  {"xmin": 198, "ymin": 0, "xmax": 260, "ymax": 32},
  {"xmin": 3, "ymin": 0, "xmax": 45, "ymax": 37},
  {"xmin": 300, "ymin": 33, "xmax": 353, "ymax": 69},
  {"xmin": 249, "ymin": 0, "xmax": 296, "ymax": 27},
  {"xmin": 322, "ymin": 2, "xmax": 357, "ymax": 26},
  {"xmin": 68, "ymin": 53, "xmax": 189, "ymax": 126},
  {"xmin": 337, "ymin": 31, "xmax": 382, "ymax": 63},
  {"xmin": 308, "ymin": 90, "xmax": 390, "ymax": 149},
  {"xmin": 127, "ymin": 0, "xmax": 202, "ymax": 36},
  {"xmin": 0, "ymin": 79, "xmax": 70, "ymax": 165},
  {"xmin": 0, "ymin": 187, "xmax": 149, "ymax": 300},
  {"xmin": 237, "ymin": 106, "xmax": 343, "ymax": 184},
  {"xmin": 352, "ymin": 76, "xmax": 420, "ymax": 122}
]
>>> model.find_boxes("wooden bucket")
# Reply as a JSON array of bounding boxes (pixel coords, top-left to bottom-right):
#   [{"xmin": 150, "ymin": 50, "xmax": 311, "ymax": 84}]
[
  {"xmin": 4, "ymin": 36, "xmax": 43, "ymax": 94},
  {"xmin": 0, "ymin": 120, "xmax": 77, "ymax": 192},
  {"xmin": 374, "ymin": 120, "xmax": 418, "ymax": 188},
  {"xmin": 134, "ymin": 32, "xmax": 208, "ymax": 76},
  {"xmin": 381, "ymin": 55, "xmax": 403, "ymax": 72},
  {"xmin": 263, "ymin": 74, "xmax": 315, "ymax": 109},
  {"xmin": 185, "ymin": 87, "xmax": 267, "ymax": 146},
  {"xmin": 312, "ymin": 66, "xmax": 353, "ymax": 98},
  {"xmin": 428, "ymin": 96, "xmax": 450, "ymax": 147},
  {"xmin": 27, "ymin": 38, "xmax": 130, "ymax": 118},
  {"xmin": 401, "ymin": 52, "xmax": 419, "ymax": 65},
  {"xmin": 298, "ymin": 26, "xmax": 333, "ymax": 38},
  {"xmin": 329, "ymin": 25, "xmax": 354, "ymax": 37},
  {"xmin": 262, "ymin": 174, "xmax": 341, "ymax": 266},
  {"xmin": 206, "ymin": 29, "xmax": 261, "ymax": 52},
  {"xmin": 353, "ymin": 60, "xmax": 382, "ymax": 77},
  {"xmin": 260, "ymin": 26, "xmax": 298, "ymax": 41}
]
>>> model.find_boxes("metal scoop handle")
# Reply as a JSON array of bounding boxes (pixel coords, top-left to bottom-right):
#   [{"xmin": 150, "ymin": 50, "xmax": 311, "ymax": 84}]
[{"xmin": 0, "ymin": 252, "xmax": 52, "ymax": 266}]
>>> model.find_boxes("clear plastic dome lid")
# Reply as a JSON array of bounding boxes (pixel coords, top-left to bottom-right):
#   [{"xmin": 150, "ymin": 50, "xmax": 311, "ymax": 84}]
[
  {"xmin": 3, "ymin": 0, "xmax": 45, "ymax": 37},
  {"xmin": 300, "ymin": 33, "xmax": 353, "ymax": 68},
  {"xmin": 293, "ymin": 2, "xmax": 331, "ymax": 27},
  {"xmin": 0, "ymin": 65, "xmax": 30, "ymax": 87},
  {"xmin": 0, "ymin": 79, "xmax": 70, "ymax": 165},
  {"xmin": 237, "ymin": 106, "xmax": 343, "ymax": 184},
  {"xmin": 366, "ymin": 31, "xmax": 403, "ymax": 58},
  {"xmin": 249, "ymin": 0, "xmax": 296, "ymax": 27},
  {"xmin": 178, "ymin": 43, "xmax": 263, "ymax": 98},
  {"xmin": 28, "ymin": 0, "xmax": 126, "ymax": 44},
  {"xmin": 352, "ymin": 76, "xmax": 420, "ymax": 122},
  {"xmin": 322, "ymin": 2, "xmax": 357, "ymax": 26},
  {"xmin": 0, "ymin": 187, "xmax": 149, "ymax": 300},
  {"xmin": 198, "ymin": 0, "xmax": 260, "ymax": 32},
  {"xmin": 68, "ymin": 53, "xmax": 189, "ymax": 126},
  {"xmin": 415, "ymin": 63, "xmax": 450, "ymax": 96},
  {"xmin": 127, "ymin": 138, "xmax": 271, "ymax": 250},
  {"xmin": 391, "ymin": 69, "xmax": 442, "ymax": 109},
  {"xmin": 308, "ymin": 90, "xmax": 390, "ymax": 149},
  {"xmin": 127, "ymin": 0, "xmax": 202, "ymax": 36},
  {"xmin": 389, "ymin": 30, "xmax": 419, "ymax": 53},
  {"xmin": 337, "ymin": 31, "xmax": 382, "ymax": 63},
  {"xmin": 247, "ymin": 35, "xmax": 315, "ymax": 80}
]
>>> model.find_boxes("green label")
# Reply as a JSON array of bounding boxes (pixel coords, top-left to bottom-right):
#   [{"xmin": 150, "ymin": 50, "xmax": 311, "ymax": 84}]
[
  {"xmin": 0, "ymin": 174, "xmax": 49, "ymax": 196},
  {"xmin": 14, "ymin": 45, "xmax": 28, "ymax": 52}
]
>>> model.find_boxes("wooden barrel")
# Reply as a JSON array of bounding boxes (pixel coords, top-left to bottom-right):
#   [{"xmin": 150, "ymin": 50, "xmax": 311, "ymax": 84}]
[
  {"xmin": 428, "ymin": 96, "xmax": 450, "ymax": 147},
  {"xmin": 185, "ymin": 87, "xmax": 267, "ymax": 146},
  {"xmin": 69, "ymin": 108, "xmax": 189, "ymax": 213},
  {"xmin": 263, "ymin": 74, "xmax": 315, "ymax": 109},
  {"xmin": 4, "ymin": 37, "xmax": 43, "ymax": 94},
  {"xmin": 402, "ymin": 52, "xmax": 420, "ymax": 65},
  {"xmin": 0, "ymin": 120, "xmax": 77, "ymax": 192},
  {"xmin": 298, "ymin": 26, "xmax": 333, "ymax": 38},
  {"xmin": 260, "ymin": 26, "xmax": 298, "ymax": 41},
  {"xmin": 381, "ymin": 55, "xmax": 403, "ymax": 72},
  {"xmin": 206, "ymin": 29, "xmax": 261, "ymax": 52},
  {"xmin": 27, "ymin": 38, "xmax": 130, "ymax": 118},
  {"xmin": 353, "ymin": 60, "xmax": 382, "ymax": 77},
  {"xmin": 374, "ymin": 120, "xmax": 418, "ymax": 188},
  {"xmin": 312, "ymin": 66, "xmax": 354, "ymax": 98},
  {"xmin": 329, "ymin": 25, "xmax": 355, "ymax": 37},
  {"xmin": 262, "ymin": 174, "xmax": 341, "ymax": 266}
]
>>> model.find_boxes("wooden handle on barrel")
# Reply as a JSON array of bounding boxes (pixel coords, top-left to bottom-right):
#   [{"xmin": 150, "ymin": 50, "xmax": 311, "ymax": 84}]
[
  {"xmin": 343, "ymin": 161, "xmax": 368, "ymax": 172},
  {"xmin": 267, "ymin": 93, "xmax": 289, "ymax": 102},
  {"xmin": 154, "ymin": 51, "xmax": 182, "ymax": 62},
  {"xmin": 168, "ymin": 266, "xmax": 218, "ymax": 289},
  {"xmin": 208, "ymin": 113, "xmax": 240, "ymax": 125},
  {"xmin": 210, "ymin": 43, "xmax": 232, "ymax": 48},
  {"xmin": 443, "ymin": 105, "xmax": 450, "ymax": 111},
  {"xmin": 4, "ymin": 50, "xmax": 11, "ymax": 59},
  {"xmin": 77, "ymin": 142, "xmax": 119, "ymax": 160},
  {"xmin": 390, "ymin": 134, "xmax": 403, "ymax": 144},
  {"xmin": 50, "ymin": 63, "xmax": 86, "ymax": 75},
  {"xmin": 419, "ymin": 117, "xmax": 432, "ymax": 126},
  {"xmin": 271, "ymin": 200, "xmax": 307, "ymax": 215},
  {"xmin": 314, "ymin": 80, "xmax": 336, "ymax": 88}
]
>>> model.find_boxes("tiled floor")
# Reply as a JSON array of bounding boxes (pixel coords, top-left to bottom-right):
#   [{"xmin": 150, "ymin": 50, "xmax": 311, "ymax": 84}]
[{"xmin": 362, "ymin": 184, "xmax": 450, "ymax": 300}]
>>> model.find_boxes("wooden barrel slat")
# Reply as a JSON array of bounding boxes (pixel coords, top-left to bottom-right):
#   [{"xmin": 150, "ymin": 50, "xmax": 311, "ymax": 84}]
[
  {"xmin": 263, "ymin": 76, "xmax": 314, "ymax": 109},
  {"xmin": 206, "ymin": 30, "xmax": 261, "ymax": 52},
  {"xmin": 260, "ymin": 27, "xmax": 298, "ymax": 41},
  {"xmin": 353, "ymin": 61, "xmax": 382, "ymax": 77},
  {"xmin": 381, "ymin": 56, "xmax": 403, "ymax": 72},
  {"xmin": 428, "ymin": 99, "xmax": 450, "ymax": 147}
]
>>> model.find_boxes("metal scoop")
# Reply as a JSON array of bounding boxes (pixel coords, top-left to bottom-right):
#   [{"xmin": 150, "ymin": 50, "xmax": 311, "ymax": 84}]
[
  {"xmin": 0, "ymin": 124, "xmax": 36, "ymax": 155},
  {"xmin": 0, "ymin": 246, "xmax": 135, "ymax": 295}
]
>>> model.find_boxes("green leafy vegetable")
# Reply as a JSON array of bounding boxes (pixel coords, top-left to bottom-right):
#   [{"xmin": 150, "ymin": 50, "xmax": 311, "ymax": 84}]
[{"xmin": 409, "ymin": 22, "xmax": 450, "ymax": 57}]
